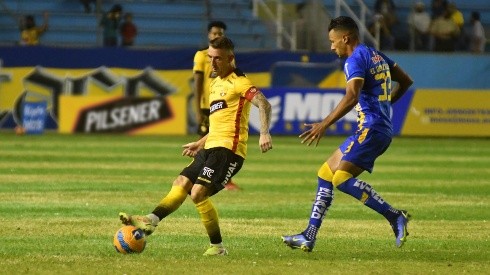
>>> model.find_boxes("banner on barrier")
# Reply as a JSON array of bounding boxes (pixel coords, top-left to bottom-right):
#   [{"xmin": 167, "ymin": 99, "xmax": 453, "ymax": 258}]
[
  {"xmin": 249, "ymin": 88, "xmax": 359, "ymax": 135},
  {"xmin": 401, "ymin": 90, "xmax": 490, "ymax": 137},
  {"xmin": 251, "ymin": 88, "xmax": 490, "ymax": 137},
  {"xmin": 59, "ymin": 95, "xmax": 186, "ymax": 135},
  {"xmin": 22, "ymin": 101, "xmax": 47, "ymax": 134}
]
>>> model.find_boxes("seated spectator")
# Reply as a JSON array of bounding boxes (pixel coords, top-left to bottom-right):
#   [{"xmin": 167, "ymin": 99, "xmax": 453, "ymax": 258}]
[
  {"xmin": 430, "ymin": 7, "xmax": 460, "ymax": 52},
  {"xmin": 19, "ymin": 12, "xmax": 49, "ymax": 46},
  {"xmin": 120, "ymin": 13, "xmax": 137, "ymax": 47},
  {"xmin": 408, "ymin": 1, "xmax": 431, "ymax": 51},
  {"xmin": 469, "ymin": 12, "xmax": 486, "ymax": 53}
]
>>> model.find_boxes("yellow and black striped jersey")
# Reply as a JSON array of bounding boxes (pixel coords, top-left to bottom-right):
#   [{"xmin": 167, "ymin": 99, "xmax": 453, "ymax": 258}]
[{"xmin": 205, "ymin": 68, "xmax": 259, "ymax": 159}]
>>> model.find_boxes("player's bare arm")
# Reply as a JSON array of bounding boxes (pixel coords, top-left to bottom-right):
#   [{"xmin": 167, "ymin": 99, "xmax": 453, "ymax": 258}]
[
  {"xmin": 250, "ymin": 91, "xmax": 273, "ymax": 153},
  {"xmin": 182, "ymin": 134, "xmax": 208, "ymax": 157},
  {"xmin": 300, "ymin": 78, "xmax": 363, "ymax": 146},
  {"xmin": 193, "ymin": 71, "xmax": 204, "ymax": 122},
  {"xmin": 389, "ymin": 65, "xmax": 413, "ymax": 104}
]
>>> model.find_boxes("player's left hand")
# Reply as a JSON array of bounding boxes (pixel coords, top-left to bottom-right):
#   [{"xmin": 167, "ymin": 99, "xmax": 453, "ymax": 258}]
[
  {"xmin": 182, "ymin": 142, "xmax": 201, "ymax": 157},
  {"xmin": 299, "ymin": 122, "xmax": 327, "ymax": 147},
  {"xmin": 259, "ymin": 133, "xmax": 272, "ymax": 153}
]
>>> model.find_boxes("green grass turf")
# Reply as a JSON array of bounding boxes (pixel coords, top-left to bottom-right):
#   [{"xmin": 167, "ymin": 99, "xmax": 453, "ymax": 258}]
[{"xmin": 0, "ymin": 132, "xmax": 489, "ymax": 274}]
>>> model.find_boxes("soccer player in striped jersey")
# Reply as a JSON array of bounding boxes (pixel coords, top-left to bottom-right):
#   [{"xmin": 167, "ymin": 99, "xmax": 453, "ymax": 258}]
[
  {"xmin": 120, "ymin": 36, "xmax": 273, "ymax": 256},
  {"xmin": 282, "ymin": 16, "xmax": 414, "ymax": 252}
]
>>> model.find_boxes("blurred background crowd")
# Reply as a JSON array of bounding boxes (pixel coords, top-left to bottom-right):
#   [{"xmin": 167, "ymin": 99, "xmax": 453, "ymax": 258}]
[{"xmin": 2, "ymin": 0, "xmax": 488, "ymax": 53}]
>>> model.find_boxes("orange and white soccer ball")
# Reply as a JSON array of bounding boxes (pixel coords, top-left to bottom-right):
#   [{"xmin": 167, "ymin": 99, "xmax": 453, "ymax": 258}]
[{"xmin": 113, "ymin": 225, "xmax": 146, "ymax": 254}]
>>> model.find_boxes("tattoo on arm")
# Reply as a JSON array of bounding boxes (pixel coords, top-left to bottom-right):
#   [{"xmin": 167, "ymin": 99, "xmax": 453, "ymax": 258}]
[{"xmin": 251, "ymin": 92, "xmax": 272, "ymax": 134}]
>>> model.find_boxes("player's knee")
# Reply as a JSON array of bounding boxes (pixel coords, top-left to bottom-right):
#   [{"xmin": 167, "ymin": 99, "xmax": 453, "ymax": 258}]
[
  {"xmin": 332, "ymin": 170, "xmax": 353, "ymax": 188},
  {"xmin": 173, "ymin": 175, "xmax": 192, "ymax": 190},
  {"xmin": 190, "ymin": 184, "xmax": 209, "ymax": 204},
  {"xmin": 317, "ymin": 162, "xmax": 334, "ymax": 182}
]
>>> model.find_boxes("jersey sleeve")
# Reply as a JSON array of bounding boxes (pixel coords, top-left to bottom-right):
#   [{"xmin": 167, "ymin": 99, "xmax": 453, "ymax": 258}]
[
  {"xmin": 344, "ymin": 55, "xmax": 365, "ymax": 82},
  {"xmin": 378, "ymin": 51, "xmax": 396, "ymax": 69},
  {"xmin": 235, "ymin": 76, "xmax": 258, "ymax": 101},
  {"xmin": 193, "ymin": 50, "xmax": 206, "ymax": 73}
]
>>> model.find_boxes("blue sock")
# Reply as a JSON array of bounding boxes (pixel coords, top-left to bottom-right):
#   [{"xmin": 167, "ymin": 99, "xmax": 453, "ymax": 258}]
[
  {"xmin": 336, "ymin": 177, "xmax": 392, "ymax": 215},
  {"xmin": 303, "ymin": 177, "xmax": 333, "ymax": 240}
]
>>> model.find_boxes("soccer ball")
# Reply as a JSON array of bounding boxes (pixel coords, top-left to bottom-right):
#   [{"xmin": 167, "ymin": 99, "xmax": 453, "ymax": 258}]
[{"xmin": 113, "ymin": 225, "xmax": 146, "ymax": 254}]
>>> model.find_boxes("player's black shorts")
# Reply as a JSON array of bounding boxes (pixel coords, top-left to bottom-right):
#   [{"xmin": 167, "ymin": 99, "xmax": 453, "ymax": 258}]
[{"xmin": 180, "ymin": 147, "xmax": 244, "ymax": 195}]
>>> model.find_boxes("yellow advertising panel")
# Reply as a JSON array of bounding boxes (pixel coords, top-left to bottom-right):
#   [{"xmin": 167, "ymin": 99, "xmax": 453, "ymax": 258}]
[
  {"xmin": 402, "ymin": 90, "xmax": 490, "ymax": 137},
  {"xmin": 59, "ymin": 95, "xmax": 186, "ymax": 135}
]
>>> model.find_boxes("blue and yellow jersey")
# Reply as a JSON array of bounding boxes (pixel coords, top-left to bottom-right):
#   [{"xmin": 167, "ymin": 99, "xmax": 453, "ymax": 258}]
[
  {"xmin": 344, "ymin": 44, "xmax": 395, "ymax": 136},
  {"xmin": 205, "ymin": 68, "xmax": 258, "ymax": 159}
]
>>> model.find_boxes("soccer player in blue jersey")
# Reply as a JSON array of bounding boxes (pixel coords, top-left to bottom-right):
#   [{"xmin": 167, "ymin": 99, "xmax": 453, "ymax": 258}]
[{"xmin": 282, "ymin": 16, "xmax": 414, "ymax": 252}]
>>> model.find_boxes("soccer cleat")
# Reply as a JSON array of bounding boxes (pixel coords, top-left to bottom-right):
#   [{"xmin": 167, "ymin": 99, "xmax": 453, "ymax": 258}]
[
  {"xmin": 390, "ymin": 210, "xmax": 411, "ymax": 248},
  {"xmin": 119, "ymin": 212, "xmax": 157, "ymax": 236},
  {"xmin": 224, "ymin": 180, "xmax": 241, "ymax": 191},
  {"xmin": 281, "ymin": 233, "xmax": 315, "ymax": 252},
  {"xmin": 203, "ymin": 244, "xmax": 228, "ymax": 256}
]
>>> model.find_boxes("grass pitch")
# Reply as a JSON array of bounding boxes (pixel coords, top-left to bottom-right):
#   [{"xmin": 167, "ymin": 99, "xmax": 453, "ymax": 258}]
[{"xmin": 0, "ymin": 132, "xmax": 489, "ymax": 274}]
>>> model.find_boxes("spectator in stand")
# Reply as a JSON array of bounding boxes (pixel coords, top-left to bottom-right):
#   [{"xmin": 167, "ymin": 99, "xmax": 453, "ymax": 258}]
[
  {"xmin": 431, "ymin": 0, "xmax": 448, "ymax": 19},
  {"xmin": 407, "ymin": 1, "xmax": 431, "ymax": 51},
  {"xmin": 469, "ymin": 12, "xmax": 486, "ymax": 54},
  {"xmin": 19, "ymin": 12, "xmax": 49, "ymax": 46},
  {"xmin": 430, "ymin": 7, "xmax": 460, "ymax": 52},
  {"xmin": 374, "ymin": 0, "xmax": 397, "ymax": 46},
  {"xmin": 120, "ymin": 13, "xmax": 137, "ymax": 47},
  {"xmin": 448, "ymin": 3, "xmax": 464, "ymax": 29},
  {"xmin": 100, "ymin": 4, "xmax": 123, "ymax": 47},
  {"xmin": 447, "ymin": 3, "xmax": 465, "ymax": 51},
  {"xmin": 369, "ymin": 14, "xmax": 395, "ymax": 50},
  {"xmin": 80, "ymin": 0, "xmax": 96, "ymax": 13},
  {"xmin": 374, "ymin": 0, "xmax": 397, "ymax": 28}
]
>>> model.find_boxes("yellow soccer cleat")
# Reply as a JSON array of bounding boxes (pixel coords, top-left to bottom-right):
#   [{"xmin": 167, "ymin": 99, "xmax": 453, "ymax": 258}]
[
  {"xmin": 119, "ymin": 212, "xmax": 157, "ymax": 236},
  {"xmin": 203, "ymin": 244, "xmax": 228, "ymax": 256}
]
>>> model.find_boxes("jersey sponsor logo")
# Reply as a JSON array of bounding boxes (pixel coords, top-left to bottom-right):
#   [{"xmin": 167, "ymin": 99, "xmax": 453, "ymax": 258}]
[
  {"xmin": 221, "ymin": 161, "xmax": 238, "ymax": 186},
  {"xmin": 202, "ymin": 167, "xmax": 214, "ymax": 178},
  {"xmin": 371, "ymin": 51, "xmax": 385, "ymax": 64},
  {"xmin": 210, "ymin": 100, "xmax": 227, "ymax": 114}
]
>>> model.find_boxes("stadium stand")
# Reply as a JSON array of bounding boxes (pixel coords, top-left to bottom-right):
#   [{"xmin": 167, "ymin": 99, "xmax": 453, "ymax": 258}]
[
  {"xmin": 0, "ymin": 0, "xmax": 488, "ymax": 51},
  {"xmin": 0, "ymin": 0, "xmax": 274, "ymax": 50}
]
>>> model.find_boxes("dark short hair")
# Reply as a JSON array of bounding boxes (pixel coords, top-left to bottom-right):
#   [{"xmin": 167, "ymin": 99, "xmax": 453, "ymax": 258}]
[
  {"xmin": 210, "ymin": 36, "xmax": 234, "ymax": 51},
  {"xmin": 472, "ymin": 11, "xmax": 480, "ymax": 21},
  {"xmin": 111, "ymin": 4, "xmax": 122, "ymax": 13},
  {"xmin": 208, "ymin": 21, "xmax": 227, "ymax": 32},
  {"xmin": 328, "ymin": 16, "xmax": 359, "ymax": 34}
]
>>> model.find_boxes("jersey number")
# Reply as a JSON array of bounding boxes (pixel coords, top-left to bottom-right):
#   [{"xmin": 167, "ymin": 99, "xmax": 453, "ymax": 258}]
[{"xmin": 375, "ymin": 72, "xmax": 392, "ymax": 102}]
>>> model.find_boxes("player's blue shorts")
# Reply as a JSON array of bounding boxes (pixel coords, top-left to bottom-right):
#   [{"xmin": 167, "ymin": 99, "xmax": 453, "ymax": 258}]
[{"xmin": 339, "ymin": 128, "xmax": 391, "ymax": 173}]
